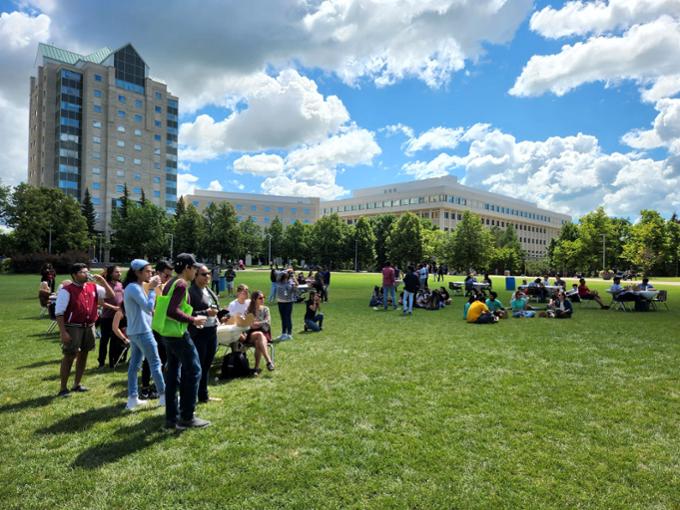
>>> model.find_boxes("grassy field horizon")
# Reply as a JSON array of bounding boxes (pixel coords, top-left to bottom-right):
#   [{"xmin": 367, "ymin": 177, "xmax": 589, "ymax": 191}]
[{"xmin": 1, "ymin": 271, "xmax": 679, "ymax": 509}]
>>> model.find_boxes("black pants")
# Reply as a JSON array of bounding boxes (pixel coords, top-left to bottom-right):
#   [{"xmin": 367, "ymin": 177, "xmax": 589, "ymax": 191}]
[
  {"xmin": 99, "ymin": 317, "xmax": 127, "ymax": 367},
  {"xmin": 211, "ymin": 280, "xmax": 220, "ymax": 295},
  {"xmin": 142, "ymin": 331, "xmax": 167, "ymax": 388},
  {"xmin": 190, "ymin": 326, "xmax": 218, "ymax": 402},
  {"xmin": 278, "ymin": 301, "xmax": 293, "ymax": 335}
]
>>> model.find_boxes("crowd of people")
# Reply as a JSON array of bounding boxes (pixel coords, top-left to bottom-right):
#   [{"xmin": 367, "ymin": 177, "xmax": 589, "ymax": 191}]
[{"xmin": 43, "ymin": 255, "xmax": 329, "ymax": 431}]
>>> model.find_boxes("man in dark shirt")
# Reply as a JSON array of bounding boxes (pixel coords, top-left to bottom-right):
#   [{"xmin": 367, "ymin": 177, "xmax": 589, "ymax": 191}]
[
  {"xmin": 402, "ymin": 266, "xmax": 420, "ymax": 315},
  {"xmin": 161, "ymin": 253, "xmax": 209, "ymax": 430}
]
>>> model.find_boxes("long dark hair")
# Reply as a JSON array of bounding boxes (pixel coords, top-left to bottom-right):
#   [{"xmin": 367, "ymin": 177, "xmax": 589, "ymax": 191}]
[
  {"xmin": 246, "ymin": 290, "xmax": 264, "ymax": 316},
  {"xmin": 104, "ymin": 265, "xmax": 119, "ymax": 283}
]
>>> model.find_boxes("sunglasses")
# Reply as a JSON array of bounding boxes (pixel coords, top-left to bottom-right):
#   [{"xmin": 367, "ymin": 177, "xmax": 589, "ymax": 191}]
[
  {"xmin": 199, "ymin": 272, "xmax": 210, "ymax": 277},
  {"xmin": 257, "ymin": 296, "xmax": 265, "ymax": 300}
]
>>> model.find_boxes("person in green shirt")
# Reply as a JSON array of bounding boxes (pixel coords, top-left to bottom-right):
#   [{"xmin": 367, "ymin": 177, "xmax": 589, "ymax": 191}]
[{"xmin": 485, "ymin": 291, "xmax": 506, "ymax": 319}]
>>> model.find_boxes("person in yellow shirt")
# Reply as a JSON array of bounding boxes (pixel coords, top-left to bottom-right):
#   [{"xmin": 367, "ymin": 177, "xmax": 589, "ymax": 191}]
[{"xmin": 466, "ymin": 296, "xmax": 498, "ymax": 324}]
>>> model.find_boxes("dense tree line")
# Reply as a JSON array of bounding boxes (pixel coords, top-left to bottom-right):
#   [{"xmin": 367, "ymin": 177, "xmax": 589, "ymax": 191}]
[{"xmin": 2, "ymin": 184, "xmax": 679, "ymax": 275}]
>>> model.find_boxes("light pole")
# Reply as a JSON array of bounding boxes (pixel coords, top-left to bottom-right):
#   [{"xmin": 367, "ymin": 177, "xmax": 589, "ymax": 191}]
[
  {"xmin": 265, "ymin": 233, "xmax": 272, "ymax": 264},
  {"xmin": 354, "ymin": 237, "xmax": 358, "ymax": 272},
  {"xmin": 48, "ymin": 224, "xmax": 52, "ymax": 255},
  {"xmin": 168, "ymin": 233, "xmax": 174, "ymax": 260},
  {"xmin": 601, "ymin": 234, "xmax": 606, "ymax": 272}
]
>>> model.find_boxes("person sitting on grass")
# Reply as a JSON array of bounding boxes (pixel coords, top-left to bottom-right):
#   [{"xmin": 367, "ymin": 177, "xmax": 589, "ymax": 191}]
[
  {"xmin": 437, "ymin": 286, "xmax": 451, "ymax": 306},
  {"xmin": 566, "ymin": 283, "xmax": 581, "ymax": 303},
  {"xmin": 466, "ymin": 295, "xmax": 497, "ymax": 324},
  {"xmin": 485, "ymin": 291, "xmax": 506, "ymax": 319},
  {"xmin": 304, "ymin": 290, "xmax": 324, "ymax": 332},
  {"xmin": 463, "ymin": 293, "xmax": 476, "ymax": 320},
  {"xmin": 577, "ymin": 278, "xmax": 609, "ymax": 309},
  {"xmin": 244, "ymin": 290, "xmax": 275, "ymax": 373},
  {"xmin": 370, "ymin": 286, "xmax": 383, "ymax": 307},
  {"xmin": 511, "ymin": 290, "xmax": 535, "ymax": 318},
  {"xmin": 541, "ymin": 290, "xmax": 573, "ymax": 319}
]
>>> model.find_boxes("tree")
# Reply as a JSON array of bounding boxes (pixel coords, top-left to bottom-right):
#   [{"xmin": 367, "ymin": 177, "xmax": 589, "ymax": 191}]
[
  {"xmin": 174, "ymin": 204, "xmax": 206, "ymax": 258},
  {"xmin": 370, "ymin": 215, "xmax": 396, "ymax": 270},
  {"xmin": 110, "ymin": 201, "xmax": 172, "ymax": 261},
  {"xmin": 283, "ymin": 220, "xmax": 307, "ymax": 262},
  {"xmin": 0, "ymin": 179, "xmax": 10, "ymax": 225},
  {"xmin": 208, "ymin": 203, "xmax": 239, "ymax": 262},
  {"xmin": 81, "ymin": 188, "xmax": 97, "ymax": 236},
  {"xmin": 4, "ymin": 184, "xmax": 89, "ymax": 254},
  {"xmin": 664, "ymin": 214, "xmax": 680, "ymax": 276},
  {"xmin": 263, "ymin": 216, "xmax": 284, "ymax": 263},
  {"xmin": 493, "ymin": 223, "xmax": 523, "ymax": 273},
  {"xmin": 422, "ymin": 228, "xmax": 447, "ymax": 264},
  {"xmin": 351, "ymin": 217, "xmax": 376, "ymax": 270},
  {"xmin": 175, "ymin": 197, "xmax": 186, "ymax": 219},
  {"xmin": 577, "ymin": 207, "xmax": 612, "ymax": 271},
  {"xmin": 239, "ymin": 217, "xmax": 263, "ymax": 261},
  {"xmin": 140, "ymin": 188, "xmax": 147, "ymax": 206},
  {"xmin": 311, "ymin": 213, "xmax": 348, "ymax": 268},
  {"xmin": 622, "ymin": 209, "xmax": 666, "ymax": 275},
  {"xmin": 386, "ymin": 213, "xmax": 423, "ymax": 269},
  {"xmin": 119, "ymin": 183, "xmax": 130, "ymax": 219},
  {"xmin": 447, "ymin": 211, "xmax": 493, "ymax": 272}
]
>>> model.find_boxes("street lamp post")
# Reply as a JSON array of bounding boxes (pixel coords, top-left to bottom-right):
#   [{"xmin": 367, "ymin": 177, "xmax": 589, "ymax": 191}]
[
  {"xmin": 354, "ymin": 237, "xmax": 358, "ymax": 272},
  {"xmin": 265, "ymin": 233, "xmax": 272, "ymax": 264},
  {"xmin": 48, "ymin": 224, "xmax": 52, "ymax": 255}
]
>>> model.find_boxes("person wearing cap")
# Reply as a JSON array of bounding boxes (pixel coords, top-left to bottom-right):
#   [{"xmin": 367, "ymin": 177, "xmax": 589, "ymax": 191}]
[
  {"xmin": 161, "ymin": 253, "xmax": 210, "ymax": 430},
  {"xmin": 122, "ymin": 259, "xmax": 166, "ymax": 411}
]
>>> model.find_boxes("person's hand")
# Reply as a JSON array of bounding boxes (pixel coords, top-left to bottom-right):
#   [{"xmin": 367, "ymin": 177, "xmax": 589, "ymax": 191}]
[
  {"xmin": 206, "ymin": 307, "xmax": 218, "ymax": 317},
  {"xmin": 93, "ymin": 273, "xmax": 107, "ymax": 285},
  {"xmin": 123, "ymin": 337, "xmax": 130, "ymax": 345},
  {"xmin": 61, "ymin": 330, "xmax": 71, "ymax": 344},
  {"xmin": 194, "ymin": 315, "xmax": 207, "ymax": 328},
  {"xmin": 148, "ymin": 275, "xmax": 161, "ymax": 289}
]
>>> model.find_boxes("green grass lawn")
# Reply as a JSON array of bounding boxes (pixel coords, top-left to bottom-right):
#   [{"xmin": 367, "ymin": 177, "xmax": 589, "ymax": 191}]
[{"xmin": 1, "ymin": 272, "xmax": 679, "ymax": 509}]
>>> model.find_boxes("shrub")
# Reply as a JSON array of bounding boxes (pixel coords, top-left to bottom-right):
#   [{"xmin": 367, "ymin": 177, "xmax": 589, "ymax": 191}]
[
  {"xmin": 10, "ymin": 251, "xmax": 90, "ymax": 274},
  {"xmin": 0, "ymin": 257, "xmax": 11, "ymax": 273}
]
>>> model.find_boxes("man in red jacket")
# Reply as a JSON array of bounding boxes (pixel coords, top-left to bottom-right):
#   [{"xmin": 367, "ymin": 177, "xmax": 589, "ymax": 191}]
[{"xmin": 55, "ymin": 263, "xmax": 114, "ymax": 397}]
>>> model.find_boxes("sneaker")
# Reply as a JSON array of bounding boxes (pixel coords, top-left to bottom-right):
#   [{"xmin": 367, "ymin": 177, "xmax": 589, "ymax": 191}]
[
  {"xmin": 286, "ymin": 334, "xmax": 293, "ymax": 341},
  {"xmin": 158, "ymin": 393, "xmax": 166, "ymax": 406},
  {"xmin": 266, "ymin": 362, "xmax": 275, "ymax": 372},
  {"xmin": 71, "ymin": 385, "xmax": 89, "ymax": 392},
  {"xmin": 125, "ymin": 397, "xmax": 149, "ymax": 411},
  {"xmin": 274, "ymin": 334, "xmax": 285, "ymax": 341},
  {"xmin": 176, "ymin": 417, "xmax": 211, "ymax": 430},
  {"xmin": 57, "ymin": 389, "xmax": 70, "ymax": 398},
  {"xmin": 164, "ymin": 421, "xmax": 177, "ymax": 430},
  {"xmin": 304, "ymin": 325, "xmax": 308, "ymax": 332}
]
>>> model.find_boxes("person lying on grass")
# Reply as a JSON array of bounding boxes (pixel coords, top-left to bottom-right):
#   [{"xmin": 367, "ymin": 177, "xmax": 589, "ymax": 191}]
[{"xmin": 466, "ymin": 295, "xmax": 498, "ymax": 324}]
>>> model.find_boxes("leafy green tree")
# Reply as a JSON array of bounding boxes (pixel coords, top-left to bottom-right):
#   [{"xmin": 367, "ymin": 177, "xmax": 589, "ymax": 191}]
[
  {"xmin": 608, "ymin": 217, "xmax": 631, "ymax": 269},
  {"xmin": 174, "ymin": 204, "xmax": 206, "ymax": 258},
  {"xmin": 210, "ymin": 203, "xmax": 240, "ymax": 262},
  {"xmin": 5, "ymin": 184, "xmax": 90, "ymax": 254},
  {"xmin": 120, "ymin": 183, "xmax": 130, "ymax": 219},
  {"xmin": 622, "ymin": 210, "xmax": 666, "ymax": 274},
  {"xmin": 110, "ymin": 201, "xmax": 172, "ymax": 261},
  {"xmin": 140, "ymin": 188, "xmax": 147, "ymax": 206},
  {"xmin": 263, "ymin": 216, "xmax": 284, "ymax": 263},
  {"xmin": 386, "ymin": 213, "xmax": 423, "ymax": 269},
  {"xmin": 283, "ymin": 220, "xmax": 308, "ymax": 262},
  {"xmin": 175, "ymin": 197, "xmax": 186, "ymax": 219},
  {"xmin": 551, "ymin": 239, "xmax": 584, "ymax": 275},
  {"xmin": 238, "ymin": 217, "xmax": 263, "ymax": 261},
  {"xmin": 351, "ymin": 217, "xmax": 376, "ymax": 270},
  {"xmin": 311, "ymin": 213, "xmax": 348, "ymax": 268},
  {"xmin": 81, "ymin": 188, "xmax": 97, "ymax": 236},
  {"xmin": 447, "ymin": 211, "xmax": 493, "ymax": 272},
  {"xmin": 370, "ymin": 214, "xmax": 396, "ymax": 270},
  {"xmin": 577, "ymin": 207, "xmax": 612, "ymax": 271},
  {"xmin": 422, "ymin": 228, "xmax": 447, "ymax": 263},
  {"xmin": 0, "ymin": 179, "xmax": 10, "ymax": 225},
  {"xmin": 664, "ymin": 214, "xmax": 680, "ymax": 276}
]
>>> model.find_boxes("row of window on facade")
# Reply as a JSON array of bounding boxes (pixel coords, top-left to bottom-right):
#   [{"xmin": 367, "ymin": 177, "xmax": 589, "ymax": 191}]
[{"xmin": 191, "ymin": 200, "xmax": 311, "ymax": 216}]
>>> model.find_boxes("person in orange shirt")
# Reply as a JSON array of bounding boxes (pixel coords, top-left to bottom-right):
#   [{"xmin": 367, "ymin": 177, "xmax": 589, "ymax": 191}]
[{"xmin": 466, "ymin": 296, "xmax": 498, "ymax": 324}]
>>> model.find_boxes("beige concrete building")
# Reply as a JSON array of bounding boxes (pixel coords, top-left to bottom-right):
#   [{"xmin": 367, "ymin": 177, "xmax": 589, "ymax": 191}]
[
  {"xmin": 323, "ymin": 176, "xmax": 571, "ymax": 259},
  {"xmin": 184, "ymin": 190, "xmax": 320, "ymax": 228},
  {"xmin": 28, "ymin": 43, "xmax": 179, "ymax": 234}
]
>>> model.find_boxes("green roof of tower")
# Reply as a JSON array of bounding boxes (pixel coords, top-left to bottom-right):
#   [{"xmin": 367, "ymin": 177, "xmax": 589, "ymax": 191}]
[{"xmin": 37, "ymin": 43, "xmax": 113, "ymax": 65}]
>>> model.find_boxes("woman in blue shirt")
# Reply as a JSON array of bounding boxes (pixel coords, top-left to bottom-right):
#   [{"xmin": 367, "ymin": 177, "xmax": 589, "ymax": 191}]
[{"xmin": 122, "ymin": 259, "xmax": 166, "ymax": 411}]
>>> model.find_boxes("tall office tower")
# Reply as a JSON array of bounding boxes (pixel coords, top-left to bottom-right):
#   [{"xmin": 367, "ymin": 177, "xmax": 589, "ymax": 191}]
[{"xmin": 28, "ymin": 43, "xmax": 179, "ymax": 236}]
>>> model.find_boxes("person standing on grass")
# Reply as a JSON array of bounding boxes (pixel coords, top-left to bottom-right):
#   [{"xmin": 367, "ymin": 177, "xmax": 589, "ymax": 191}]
[
  {"xmin": 225, "ymin": 265, "xmax": 236, "ymax": 297},
  {"xmin": 382, "ymin": 261, "xmax": 397, "ymax": 310},
  {"xmin": 161, "ymin": 253, "xmax": 209, "ymax": 430},
  {"xmin": 269, "ymin": 264, "xmax": 278, "ymax": 303},
  {"xmin": 55, "ymin": 263, "xmax": 114, "ymax": 397},
  {"xmin": 189, "ymin": 264, "xmax": 221, "ymax": 404},
  {"xmin": 211, "ymin": 264, "xmax": 221, "ymax": 296},
  {"xmin": 322, "ymin": 266, "xmax": 331, "ymax": 302},
  {"xmin": 122, "ymin": 259, "xmax": 166, "ymax": 411},
  {"xmin": 275, "ymin": 270, "xmax": 297, "ymax": 340},
  {"xmin": 418, "ymin": 263, "xmax": 429, "ymax": 289},
  {"xmin": 98, "ymin": 265, "xmax": 125, "ymax": 369},
  {"xmin": 402, "ymin": 266, "xmax": 419, "ymax": 315}
]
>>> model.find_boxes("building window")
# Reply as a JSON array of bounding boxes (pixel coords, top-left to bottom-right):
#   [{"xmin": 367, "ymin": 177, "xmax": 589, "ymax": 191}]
[
  {"xmin": 133, "ymin": 159, "xmax": 141, "ymax": 165},
  {"xmin": 134, "ymin": 144, "xmax": 142, "ymax": 151},
  {"xmin": 154, "ymin": 134, "xmax": 161, "ymax": 141},
  {"xmin": 92, "ymin": 197, "xmax": 101, "ymax": 205},
  {"xmin": 92, "ymin": 167, "xmax": 101, "ymax": 174},
  {"xmin": 264, "ymin": 206, "xmax": 271, "ymax": 212},
  {"xmin": 116, "ymin": 155, "xmax": 125, "ymax": 162},
  {"xmin": 277, "ymin": 207, "xmax": 284, "ymax": 214},
  {"xmin": 134, "ymin": 114, "xmax": 143, "ymax": 123},
  {"xmin": 93, "ymin": 136, "xmax": 101, "ymax": 144},
  {"xmin": 118, "ymin": 95, "xmax": 126, "ymax": 103},
  {"xmin": 134, "ymin": 129, "xmax": 142, "ymax": 136},
  {"xmin": 291, "ymin": 207, "xmax": 297, "ymax": 214},
  {"xmin": 154, "ymin": 148, "xmax": 161, "ymax": 155},
  {"xmin": 117, "ymin": 140, "xmax": 125, "ymax": 147},
  {"xmin": 94, "ymin": 74, "xmax": 102, "ymax": 82},
  {"xmin": 251, "ymin": 216, "xmax": 258, "ymax": 222},
  {"xmin": 116, "ymin": 184, "xmax": 124, "ymax": 193},
  {"xmin": 236, "ymin": 204, "xmax": 243, "ymax": 211},
  {"xmin": 264, "ymin": 216, "xmax": 270, "ymax": 223},
  {"xmin": 92, "ymin": 182, "xmax": 101, "ymax": 190},
  {"xmin": 250, "ymin": 205, "xmax": 257, "ymax": 211},
  {"xmin": 117, "ymin": 125, "xmax": 126, "ymax": 132},
  {"xmin": 134, "ymin": 99, "xmax": 143, "ymax": 108},
  {"xmin": 94, "ymin": 89, "xmax": 102, "ymax": 97},
  {"xmin": 116, "ymin": 170, "xmax": 125, "ymax": 177},
  {"xmin": 154, "ymin": 120, "xmax": 161, "ymax": 127},
  {"xmin": 153, "ymin": 176, "xmax": 161, "ymax": 184},
  {"xmin": 155, "ymin": 91, "xmax": 162, "ymax": 100},
  {"xmin": 93, "ymin": 105, "xmax": 102, "ymax": 113},
  {"xmin": 303, "ymin": 208, "xmax": 310, "ymax": 214},
  {"xmin": 117, "ymin": 110, "xmax": 126, "ymax": 118},
  {"xmin": 92, "ymin": 152, "xmax": 101, "ymax": 160},
  {"xmin": 155, "ymin": 105, "xmax": 161, "ymax": 113},
  {"xmin": 154, "ymin": 162, "xmax": 161, "ymax": 169},
  {"xmin": 192, "ymin": 200, "xmax": 199, "ymax": 207},
  {"xmin": 153, "ymin": 190, "xmax": 161, "ymax": 198}
]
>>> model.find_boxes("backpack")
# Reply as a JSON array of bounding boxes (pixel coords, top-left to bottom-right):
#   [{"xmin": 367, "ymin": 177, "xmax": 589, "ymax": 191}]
[{"xmin": 220, "ymin": 351, "xmax": 251, "ymax": 380}]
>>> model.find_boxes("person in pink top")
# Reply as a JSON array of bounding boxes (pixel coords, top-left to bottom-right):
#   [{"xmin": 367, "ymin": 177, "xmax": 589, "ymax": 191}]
[{"xmin": 382, "ymin": 261, "xmax": 397, "ymax": 310}]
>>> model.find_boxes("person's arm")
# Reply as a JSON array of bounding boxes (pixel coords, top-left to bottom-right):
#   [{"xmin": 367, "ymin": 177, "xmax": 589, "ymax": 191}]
[
  {"xmin": 112, "ymin": 309, "xmax": 129, "ymax": 344},
  {"xmin": 167, "ymin": 279, "xmax": 201, "ymax": 324},
  {"xmin": 54, "ymin": 288, "xmax": 71, "ymax": 343},
  {"xmin": 129, "ymin": 282, "xmax": 156, "ymax": 314},
  {"xmin": 93, "ymin": 274, "xmax": 114, "ymax": 300}
]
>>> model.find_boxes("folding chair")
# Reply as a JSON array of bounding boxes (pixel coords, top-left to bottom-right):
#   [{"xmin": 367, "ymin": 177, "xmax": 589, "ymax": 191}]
[
  {"xmin": 448, "ymin": 282, "xmax": 464, "ymax": 296},
  {"xmin": 113, "ymin": 344, "xmax": 130, "ymax": 371},
  {"xmin": 608, "ymin": 292, "xmax": 629, "ymax": 312},
  {"xmin": 651, "ymin": 290, "xmax": 669, "ymax": 311}
]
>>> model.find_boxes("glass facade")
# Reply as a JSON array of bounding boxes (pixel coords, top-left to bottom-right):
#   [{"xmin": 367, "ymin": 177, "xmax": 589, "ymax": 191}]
[
  {"xmin": 165, "ymin": 96, "xmax": 178, "ymax": 212},
  {"xmin": 55, "ymin": 68, "xmax": 82, "ymax": 199},
  {"xmin": 114, "ymin": 44, "xmax": 145, "ymax": 94}
]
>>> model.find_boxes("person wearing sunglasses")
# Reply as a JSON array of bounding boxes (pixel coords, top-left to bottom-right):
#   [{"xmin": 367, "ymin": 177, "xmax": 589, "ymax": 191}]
[
  {"xmin": 189, "ymin": 264, "xmax": 222, "ymax": 403},
  {"xmin": 244, "ymin": 291, "xmax": 274, "ymax": 373}
]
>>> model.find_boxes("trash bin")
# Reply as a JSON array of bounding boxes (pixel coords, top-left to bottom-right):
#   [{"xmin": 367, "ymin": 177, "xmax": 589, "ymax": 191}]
[
  {"xmin": 505, "ymin": 276, "xmax": 516, "ymax": 291},
  {"xmin": 219, "ymin": 276, "xmax": 226, "ymax": 292}
]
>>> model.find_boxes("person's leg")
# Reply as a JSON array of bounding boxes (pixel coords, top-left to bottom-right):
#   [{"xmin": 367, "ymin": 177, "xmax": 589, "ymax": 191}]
[
  {"xmin": 284, "ymin": 302, "xmax": 294, "ymax": 335},
  {"xmin": 408, "ymin": 291, "xmax": 414, "ymax": 313},
  {"xmin": 390, "ymin": 286, "xmax": 397, "ymax": 308},
  {"xmin": 154, "ymin": 331, "xmax": 167, "ymax": 373},
  {"xmin": 163, "ymin": 338, "xmax": 180, "ymax": 425},
  {"xmin": 316, "ymin": 313, "xmax": 324, "ymax": 329},
  {"xmin": 126, "ymin": 336, "xmax": 144, "ymax": 399},
  {"xmin": 141, "ymin": 359, "xmax": 151, "ymax": 393},
  {"xmin": 305, "ymin": 319, "xmax": 320, "ymax": 332},
  {"xmin": 254, "ymin": 333, "xmax": 273, "ymax": 366},
  {"xmin": 98, "ymin": 317, "xmax": 112, "ymax": 368},
  {"xmin": 277, "ymin": 302, "xmax": 286, "ymax": 335},
  {"xmin": 136, "ymin": 330, "xmax": 166, "ymax": 396},
  {"xmin": 59, "ymin": 354, "xmax": 76, "ymax": 392},
  {"xmin": 269, "ymin": 283, "xmax": 277, "ymax": 303},
  {"xmin": 177, "ymin": 332, "xmax": 201, "ymax": 422},
  {"xmin": 73, "ymin": 351, "xmax": 89, "ymax": 387},
  {"xmin": 382, "ymin": 286, "xmax": 389, "ymax": 310},
  {"xmin": 192, "ymin": 329, "xmax": 207, "ymax": 400},
  {"xmin": 73, "ymin": 326, "xmax": 95, "ymax": 387}
]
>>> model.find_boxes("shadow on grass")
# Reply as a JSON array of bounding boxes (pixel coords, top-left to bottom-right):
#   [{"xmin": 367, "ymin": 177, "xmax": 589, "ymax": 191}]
[
  {"xmin": 18, "ymin": 359, "xmax": 61, "ymax": 369},
  {"xmin": 72, "ymin": 415, "xmax": 172, "ymax": 469},
  {"xmin": 0, "ymin": 394, "xmax": 56, "ymax": 414},
  {"xmin": 36, "ymin": 404, "xmax": 122, "ymax": 434}
]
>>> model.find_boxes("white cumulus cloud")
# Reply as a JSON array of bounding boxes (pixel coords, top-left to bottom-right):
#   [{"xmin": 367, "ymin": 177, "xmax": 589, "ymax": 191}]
[{"xmin": 233, "ymin": 154, "xmax": 285, "ymax": 177}]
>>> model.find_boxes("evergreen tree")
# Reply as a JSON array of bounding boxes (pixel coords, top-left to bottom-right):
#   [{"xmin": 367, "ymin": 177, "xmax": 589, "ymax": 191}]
[
  {"xmin": 81, "ymin": 188, "xmax": 97, "ymax": 236},
  {"xmin": 174, "ymin": 204, "xmax": 206, "ymax": 258},
  {"xmin": 110, "ymin": 201, "xmax": 172, "ymax": 260},
  {"xmin": 140, "ymin": 188, "xmax": 147, "ymax": 206},
  {"xmin": 208, "ymin": 203, "xmax": 239, "ymax": 262},
  {"xmin": 175, "ymin": 197, "xmax": 186, "ymax": 219},
  {"xmin": 120, "ymin": 183, "xmax": 130, "ymax": 219}
]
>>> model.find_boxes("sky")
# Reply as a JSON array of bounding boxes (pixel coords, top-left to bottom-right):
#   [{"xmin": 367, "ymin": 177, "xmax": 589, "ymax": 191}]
[{"xmin": 1, "ymin": 0, "xmax": 680, "ymax": 221}]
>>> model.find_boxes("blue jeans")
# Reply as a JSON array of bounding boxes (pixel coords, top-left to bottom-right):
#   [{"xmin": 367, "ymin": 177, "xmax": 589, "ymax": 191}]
[
  {"xmin": 163, "ymin": 332, "xmax": 201, "ymax": 423},
  {"xmin": 190, "ymin": 326, "xmax": 218, "ymax": 402},
  {"xmin": 269, "ymin": 282, "xmax": 278, "ymax": 303},
  {"xmin": 278, "ymin": 301, "xmax": 293, "ymax": 335},
  {"xmin": 383, "ymin": 285, "xmax": 396, "ymax": 309},
  {"xmin": 305, "ymin": 313, "xmax": 324, "ymax": 332},
  {"xmin": 403, "ymin": 290, "xmax": 415, "ymax": 313},
  {"xmin": 128, "ymin": 331, "xmax": 165, "ymax": 399}
]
